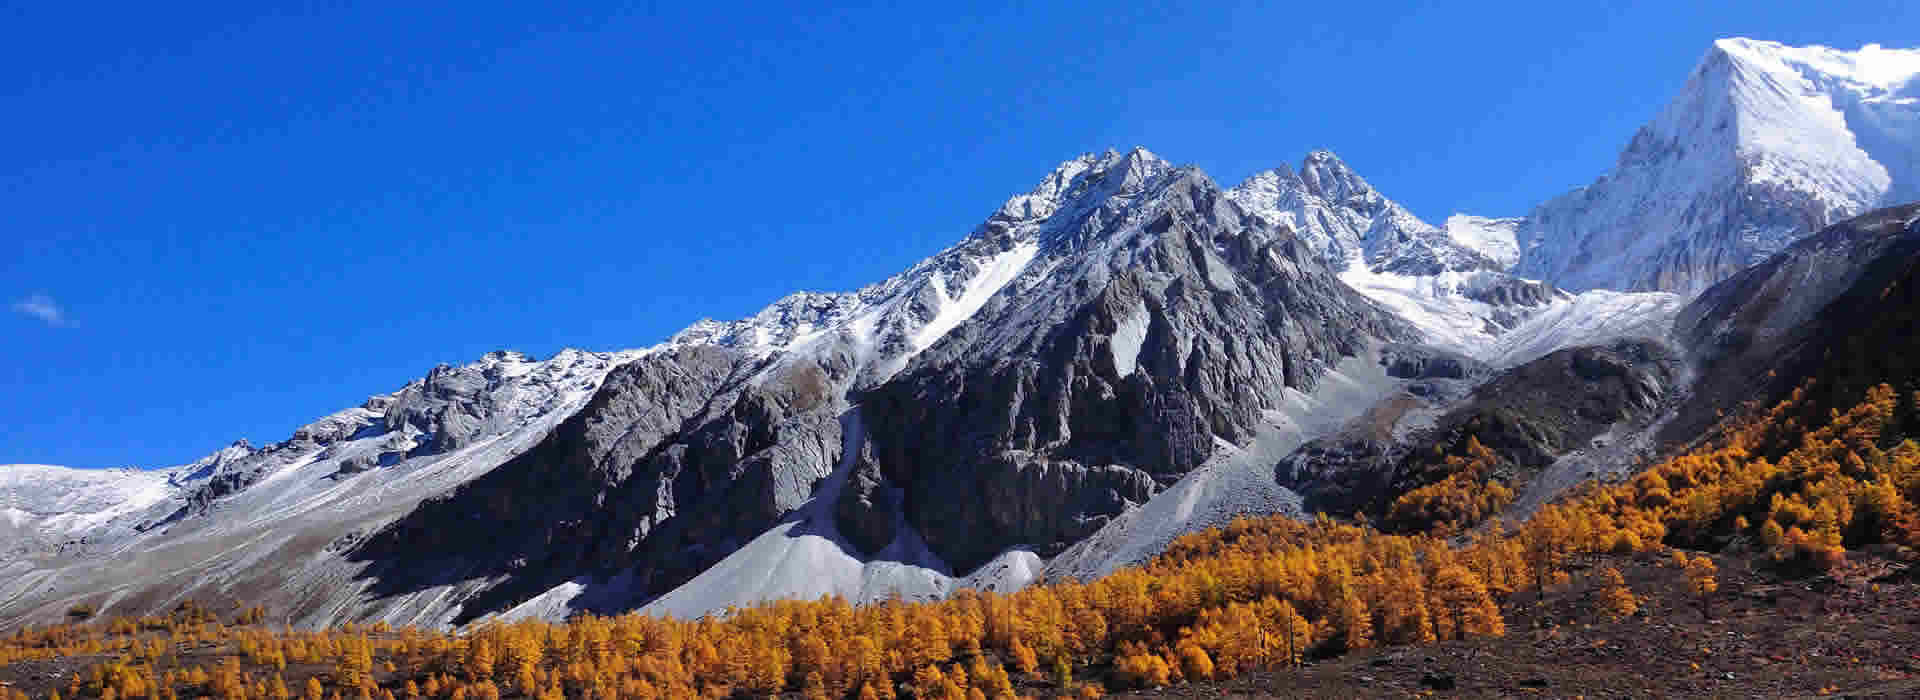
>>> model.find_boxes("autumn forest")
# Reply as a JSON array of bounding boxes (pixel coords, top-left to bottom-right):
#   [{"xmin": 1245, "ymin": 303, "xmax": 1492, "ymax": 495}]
[{"xmin": 5, "ymin": 378, "xmax": 1920, "ymax": 699}]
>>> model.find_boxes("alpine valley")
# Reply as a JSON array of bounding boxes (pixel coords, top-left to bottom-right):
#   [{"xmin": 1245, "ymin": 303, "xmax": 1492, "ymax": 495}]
[{"xmin": 5, "ymin": 37, "xmax": 1920, "ymax": 670}]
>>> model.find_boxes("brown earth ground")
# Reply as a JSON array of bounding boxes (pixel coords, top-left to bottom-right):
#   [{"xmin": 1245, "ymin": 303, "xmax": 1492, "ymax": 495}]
[{"xmin": 1063, "ymin": 549, "xmax": 1920, "ymax": 699}]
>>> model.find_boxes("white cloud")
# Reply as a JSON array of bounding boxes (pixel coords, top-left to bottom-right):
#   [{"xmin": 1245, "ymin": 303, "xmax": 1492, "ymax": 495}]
[{"xmin": 11, "ymin": 293, "xmax": 73, "ymax": 327}]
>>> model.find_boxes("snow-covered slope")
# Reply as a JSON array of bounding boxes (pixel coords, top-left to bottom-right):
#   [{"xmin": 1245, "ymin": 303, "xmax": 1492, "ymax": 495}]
[
  {"xmin": 1482, "ymin": 289, "xmax": 1684, "ymax": 368},
  {"xmin": 0, "ymin": 348, "xmax": 641, "ymax": 630},
  {"xmin": 1227, "ymin": 152, "xmax": 1678, "ymax": 363},
  {"xmin": 1516, "ymin": 38, "xmax": 1920, "ymax": 295},
  {"xmin": 1444, "ymin": 215, "xmax": 1523, "ymax": 269},
  {"xmin": 0, "ymin": 465, "xmax": 174, "ymax": 558}
]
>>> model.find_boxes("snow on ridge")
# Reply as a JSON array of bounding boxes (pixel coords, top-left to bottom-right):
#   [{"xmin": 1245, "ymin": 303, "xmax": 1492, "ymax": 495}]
[
  {"xmin": 1444, "ymin": 215, "xmax": 1523, "ymax": 269},
  {"xmin": 0, "ymin": 464, "xmax": 176, "ymax": 538},
  {"xmin": 1484, "ymin": 289, "xmax": 1684, "ymax": 368},
  {"xmin": 1714, "ymin": 38, "xmax": 1920, "ymax": 93},
  {"xmin": 992, "ymin": 147, "xmax": 1170, "ymax": 227},
  {"xmin": 911, "ymin": 241, "xmax": 1041, "ymax": 352},
  {"xmin": 2, "ymin": 347, "xmax": 640, "ymax": 549},
  {"xmin": 663, "ymin": 147, "xmax": 1178, "ymax": 388}
]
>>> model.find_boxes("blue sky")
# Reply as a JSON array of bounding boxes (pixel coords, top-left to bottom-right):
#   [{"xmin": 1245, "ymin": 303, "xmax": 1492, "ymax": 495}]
[{"xmin": 3, "ymin": 1, "xmax": 1915, "ymax": 467}]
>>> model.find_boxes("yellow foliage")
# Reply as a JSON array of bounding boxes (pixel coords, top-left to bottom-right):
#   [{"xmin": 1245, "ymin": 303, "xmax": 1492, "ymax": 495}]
[
  {"xmin": 18, "ymin": 382, "xmax": 1920, "ymax": 698},
  {"xmin": 1595, "ymin": 567, "xmax": 1638, "ymax": 621}
]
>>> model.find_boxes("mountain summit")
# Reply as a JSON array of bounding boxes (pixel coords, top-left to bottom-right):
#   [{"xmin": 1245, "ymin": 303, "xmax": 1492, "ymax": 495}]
[{"xmin": 1515, "ymin": 38, "xmax": 1920, "ymax": 295}]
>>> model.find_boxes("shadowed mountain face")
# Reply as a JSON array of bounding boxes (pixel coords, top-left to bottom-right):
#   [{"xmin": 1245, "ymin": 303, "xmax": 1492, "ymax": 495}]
[
  {"xmin": 1666, "ymin": 202, "xmax": 1920, "ymax": 445},
  {"xmin": 349, "ymin": 346, "xmax": 770, "ymax": 622}
]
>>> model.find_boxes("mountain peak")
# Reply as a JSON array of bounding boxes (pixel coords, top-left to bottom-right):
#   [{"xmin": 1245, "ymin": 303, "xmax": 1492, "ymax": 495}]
[
  {"xmin": 1708, "ymin": 37, "xmax": 1920, "ymax": 91},
  {"xmin": 988, "ymin": 148, "xmax": 1174, "ymax": 230},
  {"xmin": 1296, "ymin": 149, "xmax": 1372, "ymax": 202},
  {"xmin": 1516, "ymin": 38, "xmax": 1920, "ymax": 295}
]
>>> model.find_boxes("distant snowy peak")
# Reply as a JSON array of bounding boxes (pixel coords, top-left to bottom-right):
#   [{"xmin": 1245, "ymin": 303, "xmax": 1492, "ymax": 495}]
[
  {"xmin": 1221, "ymin": 151, "xmax": 1614, "ymax": 362},
  {"xmin": 1226, "ymin": 151, "xmax": 1497, "ymax": 276},
  {"xmin": 1515, "ymin": 38, "xmax": 1920, "ymax": 295}
]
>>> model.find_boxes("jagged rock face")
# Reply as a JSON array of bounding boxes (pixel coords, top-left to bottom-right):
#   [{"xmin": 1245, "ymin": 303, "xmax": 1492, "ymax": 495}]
[
  {"xmin": 1280, "ymin": 340, "xmax": 1682, "ymax": 519},
  {"xmin": 862, "ymin": 158, "xmax": 1416, "ymax": 571},
  {"xmin": 1515, "ymin": 40, "xmax": 1920, "ymax": 295},
  {"xmin": 382, "ymin": 350, "xmax": 547, "ymax": 456},
  {"xmin": 832, "ymin": 445, "xmax": 899, "ymax": 556},
  {"xmin": 1462, "ymin": 276, "xmax": 1557, "ymax": 308},
  {"xmin": 347, "ymin": 345, "xmax": 870, "ymax": 621},
  {"xmin": 1379, "ymin": 343, "xmax": 1489, "ymax": 384}
]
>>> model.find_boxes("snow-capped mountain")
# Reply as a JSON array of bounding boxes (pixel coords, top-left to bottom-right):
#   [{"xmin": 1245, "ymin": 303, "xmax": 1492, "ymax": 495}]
[
  {"xmin": 1225, "ymin": 151, "xmax": 1681, "ymax": 362},
  {"xmin": 344, "ymin": 145, "xmax": 1418, "ymax": 624},
  {"xmin": 0, "ymin": 147, "xmax": 1692, "ymax": 630},
  {"xmin": 1226, "ymin": 151, "xmax": 1500, "ymax": 276},
  {"xmin": 1516, "ymin": 38, "xmax": 1920, "ymax": 295},
  {"xmin": 0, "ymin": 348, "xmax": 639, "ymax": 629},
  {"xmin": 5, "ymin": 37, "xmax": 1914, "ymax": 632}
]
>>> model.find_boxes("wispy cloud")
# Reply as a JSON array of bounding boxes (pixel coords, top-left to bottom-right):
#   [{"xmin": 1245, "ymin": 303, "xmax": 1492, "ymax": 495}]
[{"xmin": 11, "ymin": 293, "xmax": 74, "ymax": 327}]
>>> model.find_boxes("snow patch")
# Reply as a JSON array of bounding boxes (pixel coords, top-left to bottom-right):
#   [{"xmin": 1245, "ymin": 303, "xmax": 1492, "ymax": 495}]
[
  {"xmin": 1443, "ymin": 215, "xmax": 1523, "ymax": 268},
  {"xmin": 913, "ymin": 241, "xmax": 1040, "ymax": 351},
  {"xmin": 1340, "ymin": 266, "xmax": 1509, "ymax": 356},
  {"xmin": 1485, "ymin": 290, "xmax": 1683, "ymax": 367},
  {"xmin": 956, "ymin": 549, "xmax": 1044, "ymax": 593},
  {"xmin": 1110, "ymin": 304, "xmax": 1149, "ymax": 378}
]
